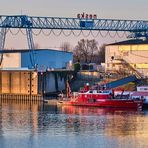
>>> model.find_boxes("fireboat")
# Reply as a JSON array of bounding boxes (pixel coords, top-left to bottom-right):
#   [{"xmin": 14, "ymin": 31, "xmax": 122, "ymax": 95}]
[{"xmin": 58, "ymin": 83, "xmax": 143, "ymax": 110}]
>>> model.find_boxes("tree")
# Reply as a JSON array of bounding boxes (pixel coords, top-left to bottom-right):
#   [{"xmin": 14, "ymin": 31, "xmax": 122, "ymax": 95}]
[
  {"xmin": 98, "ymin": 44, "xmax": 105, "ymax": 63},
  {"xmin": 34, "ymin": 43, "xmax": 40, "ymax": 49},
  {"xmin": 73, "ymin": 47, "xmax": 82, "ymax": 62},
  {"xmin": 76, "ymin": 39, "xmax": 89, "ymax": 63},
  {"xmin": 73, "ymin": 39, "xmax": 98, "ymax": 63},
  {"xmin": 60, "ymin": 42, "xmax": 72, "ymax": 52},
  {"xmin": 89, "ymin": 39, "xmax": 98, "ymax": 63}
]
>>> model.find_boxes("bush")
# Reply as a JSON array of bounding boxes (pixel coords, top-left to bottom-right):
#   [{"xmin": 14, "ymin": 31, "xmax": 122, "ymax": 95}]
[{"xmin": 74, "ymin": 63, "xmax": 80, "ymax": 72}]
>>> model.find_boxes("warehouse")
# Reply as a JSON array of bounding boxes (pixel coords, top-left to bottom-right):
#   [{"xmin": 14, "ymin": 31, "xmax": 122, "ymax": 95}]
[
  {"xmin": 0, "ymin": 49, "xmax": 73, "ymax": 97},
  {"xmin": 105, "ymin": 39, "xmax": 148, "ymax": 78},
  {"xmin": 0, "ymin": 49, "xmax": 73, "ymax": 70}
]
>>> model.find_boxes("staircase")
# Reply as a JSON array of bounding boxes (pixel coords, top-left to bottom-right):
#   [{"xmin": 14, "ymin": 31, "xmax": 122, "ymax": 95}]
[{"xmin": 115, "ymin": 56, "xmax": 143, "ymax": 79}]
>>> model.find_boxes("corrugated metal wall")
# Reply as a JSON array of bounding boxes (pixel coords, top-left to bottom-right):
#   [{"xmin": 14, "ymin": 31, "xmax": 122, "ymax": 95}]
[{"xmin": 21, "ymin": 49, "xmax": 73, "ymax": 71}]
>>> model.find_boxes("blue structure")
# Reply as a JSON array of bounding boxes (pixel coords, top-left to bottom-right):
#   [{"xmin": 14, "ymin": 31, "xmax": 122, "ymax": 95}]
[
  {"xmin": 0, "ymin": 15, "xmax": 147, "ymax": 32},
  {"xmin": 2, "ymin": 49, "xmax": 73, "ymax": 71},
  {"xmin": 0, "ymin": 15, "xmax": 148, "ymax": 67},
  {"xmin": 21, "ymin": 49, "xmax": 73, "ymax": 71},
  {"xmin": 105, "ymin": 75, "xmax": 138, "ymax": 89}
]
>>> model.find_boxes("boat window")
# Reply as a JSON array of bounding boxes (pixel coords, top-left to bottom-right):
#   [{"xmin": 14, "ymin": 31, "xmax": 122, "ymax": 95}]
[
  {"xmin": 89, "ymin": 90, "xmax": 93, "ymax": 93},
  {"xmin": 93, "ymin": 90, "xmax": 97, "ymax": 93},
  {"xmin": 103, "ymin": 90, "xmax": 111, "ymax": 93}
]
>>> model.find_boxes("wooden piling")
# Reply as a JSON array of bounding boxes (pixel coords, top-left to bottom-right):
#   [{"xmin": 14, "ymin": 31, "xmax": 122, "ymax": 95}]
[{"xmin": 0, "ymin": 94, "xmax": 43, "ymax": 102}]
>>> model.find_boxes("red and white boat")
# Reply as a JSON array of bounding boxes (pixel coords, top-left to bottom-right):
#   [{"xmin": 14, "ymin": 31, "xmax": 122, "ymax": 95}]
[
  {"xmin": 131, "ymin": 86, "xmax": 148, "ymax": 106},
  {"xmin": 58, "ymin": 87, "xmax": 143, "ymax": 110}
]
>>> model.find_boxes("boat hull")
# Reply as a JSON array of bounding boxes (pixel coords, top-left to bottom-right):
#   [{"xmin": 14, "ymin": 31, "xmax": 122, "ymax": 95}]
[{"xmin": 58, "ymin": 99, "xmax": 143, "ymax": 109}]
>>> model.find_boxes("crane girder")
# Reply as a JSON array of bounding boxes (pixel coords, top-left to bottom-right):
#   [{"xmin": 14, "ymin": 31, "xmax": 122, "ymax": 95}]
[
  {"xmin": 0, "ymin": 15, "xmax": 148, "ymax": 68},
  {"xmin": 0, "ymin": 15, "xmax": 147, "ymax": 32}
]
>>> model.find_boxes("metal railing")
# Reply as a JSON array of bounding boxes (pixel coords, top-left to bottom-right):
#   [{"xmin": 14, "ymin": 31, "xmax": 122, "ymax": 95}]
[{"xmin": 114, "ymin": 56, "xmax": 143, "ymax": 78}]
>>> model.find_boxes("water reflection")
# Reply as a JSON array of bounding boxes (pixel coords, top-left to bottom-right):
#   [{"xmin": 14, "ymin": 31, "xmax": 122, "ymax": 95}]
[
  {"xmin": 0, "ymin": 99, "xmax": 148, "ymax": 148},
  {"xmin": 0, "ymin": 100, "xmax": 42, "ymax": 136},
  {"xmin": 58, "ymin": 106, "xmax": 145, "ymax": 135},
  {"xmin": 58, "ymin": 105, "xmax": 141, "ymax": 116}
]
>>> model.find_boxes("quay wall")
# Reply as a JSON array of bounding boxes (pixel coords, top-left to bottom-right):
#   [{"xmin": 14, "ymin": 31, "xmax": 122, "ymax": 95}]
[
  {"xmin": 0, "ymin": 70, "xmax": 38, "ymax": 95},
  {"xmin": 0, "ymin": 70, "xmax": 74, "ymax": 100}
]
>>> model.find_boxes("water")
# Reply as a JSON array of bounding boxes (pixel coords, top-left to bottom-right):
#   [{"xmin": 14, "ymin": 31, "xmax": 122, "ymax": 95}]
[{"xmin": 0, "ymin": 100, "xmax": 148, "ymax": 148}]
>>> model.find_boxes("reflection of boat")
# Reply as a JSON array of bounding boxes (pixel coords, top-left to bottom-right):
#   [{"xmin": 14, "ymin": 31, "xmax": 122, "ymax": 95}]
[
  {"xmin": 59, "ymin": 105, "xmax": 140, "ymax": 116},
  {"xmin": 58, "ymin": 89, "xmax": 143, "ymax": 110}
]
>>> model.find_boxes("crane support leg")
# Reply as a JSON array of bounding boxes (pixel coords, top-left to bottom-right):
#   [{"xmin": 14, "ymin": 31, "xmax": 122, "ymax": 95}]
[
  {"xmin": 26, "ymin": 28, "xmax": 35, "ymax": 68},
  {"xmin": 0, "ymin": 28, "xmax": 6, "ymax": 66}
]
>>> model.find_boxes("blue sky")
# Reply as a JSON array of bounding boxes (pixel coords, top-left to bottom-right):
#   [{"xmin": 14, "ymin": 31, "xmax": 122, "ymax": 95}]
[{"xmin": 1, "ymin": 0, "xmax": 148, "ymax": 49}]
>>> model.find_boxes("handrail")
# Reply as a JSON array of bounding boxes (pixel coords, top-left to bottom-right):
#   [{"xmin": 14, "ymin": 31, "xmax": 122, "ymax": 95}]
[{"xmin": 114, "ymin": 56, "xmax": 143, "ymax": 78}]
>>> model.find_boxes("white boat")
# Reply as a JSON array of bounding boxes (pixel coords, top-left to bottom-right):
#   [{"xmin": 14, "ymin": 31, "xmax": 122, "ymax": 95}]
[{"xmin": 131, "ymin": 86, "xmax": 148, "ymax": 105}]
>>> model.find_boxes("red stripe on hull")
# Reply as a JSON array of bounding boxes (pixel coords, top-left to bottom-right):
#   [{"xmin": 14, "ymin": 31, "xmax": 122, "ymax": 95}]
[{"xmin": 58, "ymin": 100, "xmax": 143, "ymax": 109}]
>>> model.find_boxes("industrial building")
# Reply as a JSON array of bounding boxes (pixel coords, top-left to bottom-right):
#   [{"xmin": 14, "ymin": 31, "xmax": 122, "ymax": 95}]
[
  {"xmin": 0, "ymin": 49, "xmax": 73, "ymax": 98},
  {"xmin": 0, "ymin": 49, "xmax": 73, "ymax": 71},
  {"xmin": 105, "ymin": 39, "xmax": 148, "ymax": 78}
]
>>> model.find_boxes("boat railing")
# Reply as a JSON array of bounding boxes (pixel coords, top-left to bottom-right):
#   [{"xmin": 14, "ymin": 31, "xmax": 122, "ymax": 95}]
[{"xmin": 84, "ymin": 89, "xmax": 112, "ymax": 95}]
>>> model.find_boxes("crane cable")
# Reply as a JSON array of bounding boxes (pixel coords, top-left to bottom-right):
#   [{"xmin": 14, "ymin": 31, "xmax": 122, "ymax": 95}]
[
  {"xmin": 99, "ymin": 30, "xmax": 109, "ymax": 38},
  {"xmin": 7, "ymin": 28, "xmax": 131, "ymax": 39},
  {"xmin": 62, "ymin": 30, "xmax": 72, "ymax": 37},
  {"xmin": 8, "ymin": 28, "xmax": 20, "ymax": 35},
  {"xmin": 71, "ymin": 30, "xmax": 82, "ymax": 37},
  {"xmin": 32, "ymin": 29, "xmax": 42, "ymax": 36},
  {"xmin": 41, "ymin": 29, "xmax": 52, "ymax": 36}
]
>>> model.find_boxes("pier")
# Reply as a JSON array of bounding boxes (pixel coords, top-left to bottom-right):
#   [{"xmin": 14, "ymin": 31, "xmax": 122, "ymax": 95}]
[{"xmin": 0, "ymin": 94, "xmax": 42, "ymax": 101}]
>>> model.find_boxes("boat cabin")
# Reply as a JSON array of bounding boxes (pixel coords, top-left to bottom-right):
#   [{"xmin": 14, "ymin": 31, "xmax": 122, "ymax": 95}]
[
  {"xmin": 131, "ymin": 86, "xmax": 148, "ymax": 104},
  {"xmin": 85, "ymin": 89, "xmax": 113, "ymax": 95},
  {"xmin": 77, "ymin": 89, "xmax": 113, "ymax": 102}
]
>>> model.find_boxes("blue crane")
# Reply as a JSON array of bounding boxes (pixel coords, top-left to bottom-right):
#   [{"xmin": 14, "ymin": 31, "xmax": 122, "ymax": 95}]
[
  {"xmin": 0, "ymin": 15, "xmax": 148, "ymax": 67},
  {"xmin": 0, "ymin": 15, "xmax": 148, "ymax": 32}
]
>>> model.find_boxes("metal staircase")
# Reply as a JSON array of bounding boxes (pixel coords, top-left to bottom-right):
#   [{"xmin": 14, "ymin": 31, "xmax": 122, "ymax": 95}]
[{"xmin": 114, "ymin": 56, "xmax": 143, "ymax": 79}]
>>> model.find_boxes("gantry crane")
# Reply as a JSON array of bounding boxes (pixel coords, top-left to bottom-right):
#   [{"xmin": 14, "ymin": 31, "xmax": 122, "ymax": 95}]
[{"xmin": 0, "ymin": 15, "xmax": 148, "ymax": 67}]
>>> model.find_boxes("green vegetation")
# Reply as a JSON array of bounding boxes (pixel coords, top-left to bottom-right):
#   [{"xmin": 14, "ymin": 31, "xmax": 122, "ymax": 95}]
[{"xmin": 74, "ymin": 62, "xmax": 80, "ymax": 72}]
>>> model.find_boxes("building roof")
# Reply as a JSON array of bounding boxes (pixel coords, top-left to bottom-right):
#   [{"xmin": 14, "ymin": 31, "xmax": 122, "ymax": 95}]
[
  {"xmin": 0, "ymin": 49, "xmax": 72, "ymax": 54},
  {"xmin": 107, "ymin": 39, "xmax": 148, "ymax": 46},
  {"xmin": 0, "ymin": 68, "xmax": 35, "ymax": 71}
]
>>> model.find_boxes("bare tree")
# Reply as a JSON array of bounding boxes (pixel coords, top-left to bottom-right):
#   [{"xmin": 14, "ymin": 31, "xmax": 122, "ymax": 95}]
[
  {"xmin": 73, "ymin": 39, "xmax": 98, "ymax": 63},
  {"xmin": 60, "ymin": 42, "xmax": 72, "ymax": 52},
  {"xmin": 89, "ymin": 39, "xmax": 98, "ymax": 63},
  {"xmin": 77, "ymin": 39, "xmax": 89, "ymax": 63},
  {"xmin": 34, "ymin": 43, "xmax": 40, "ymax": 49},
  {"xmin": 98, "ymin": 44, "xmax": 106, "ymax": 63},
  {"xmin": 73, "ymin": 47, "xmax": 82, "ymax": 62}
]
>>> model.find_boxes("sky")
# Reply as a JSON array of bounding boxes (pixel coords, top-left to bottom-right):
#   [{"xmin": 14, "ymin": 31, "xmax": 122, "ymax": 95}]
[{"xmin": 1, "ymin": 0, "xmax": 148, "ymax": 49}]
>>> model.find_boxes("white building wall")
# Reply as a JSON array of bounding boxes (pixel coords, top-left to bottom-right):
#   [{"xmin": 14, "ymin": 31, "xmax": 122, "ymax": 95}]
[
  {"xmin": 1, "ymin": 53, "xmax": 21, "ymax": 68},
  {"xmin": 105, "ymin": 44, "xmax": 148, "ymax": 77},
  {"xmin": 105, "ymin": 46, "xmax": 121, "ymax": 72}
]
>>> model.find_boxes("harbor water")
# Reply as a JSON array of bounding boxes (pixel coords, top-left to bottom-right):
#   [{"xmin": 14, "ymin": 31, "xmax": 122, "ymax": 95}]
[{"xmin": 0, "ymin": 100, "xmax": 148, "ymax": 148}]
